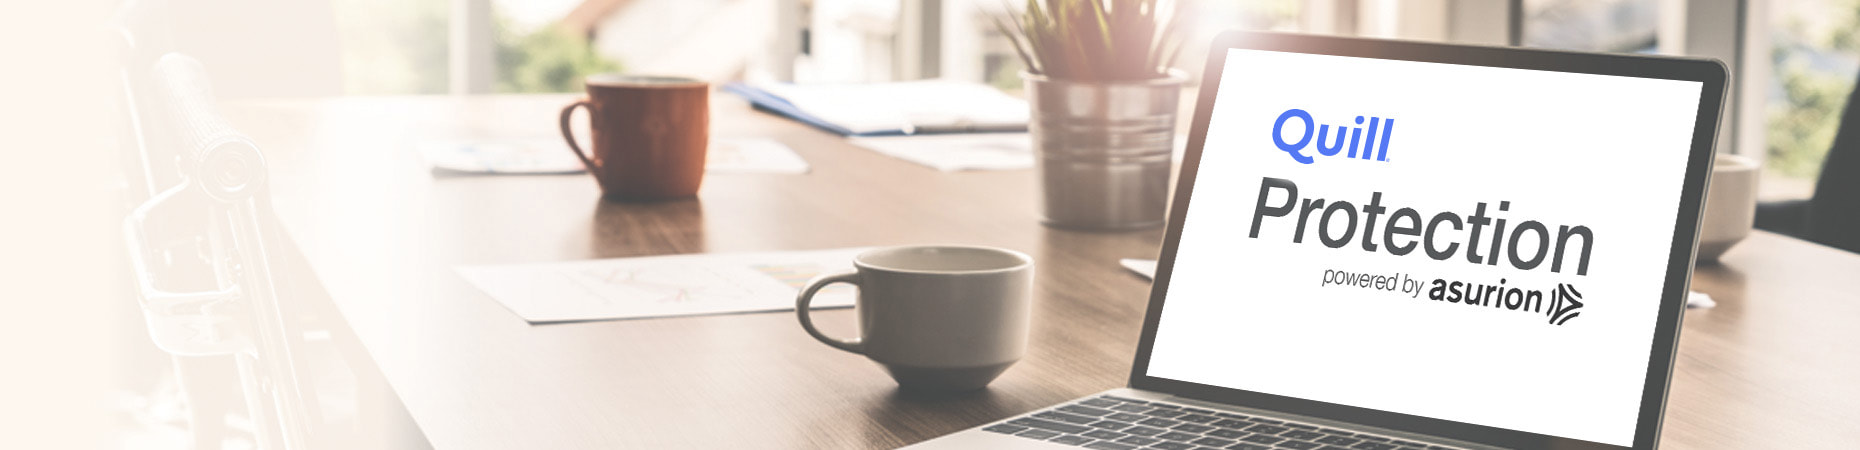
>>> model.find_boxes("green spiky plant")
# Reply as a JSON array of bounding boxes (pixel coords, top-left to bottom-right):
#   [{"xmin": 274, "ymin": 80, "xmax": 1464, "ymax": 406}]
[{"xmin": 990, "ymin": 0, "xmax": 1188, "ymax": 82}]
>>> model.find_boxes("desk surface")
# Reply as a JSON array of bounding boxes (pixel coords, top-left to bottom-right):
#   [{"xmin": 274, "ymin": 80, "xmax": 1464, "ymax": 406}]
[{"xmin": 230, "ymin": 95, "xmax": 1860, "ymax": 449}]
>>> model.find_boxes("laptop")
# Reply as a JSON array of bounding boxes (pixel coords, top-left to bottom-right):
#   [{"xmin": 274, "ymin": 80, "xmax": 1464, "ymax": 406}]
[{"xmin": 906, "ymin": 31, "xmax": 1726, "ymax": 450}]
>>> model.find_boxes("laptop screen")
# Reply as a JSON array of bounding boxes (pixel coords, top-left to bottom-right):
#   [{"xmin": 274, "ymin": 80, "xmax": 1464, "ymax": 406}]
[{"xmin": 1145, "ymin": 48, "xmax": 1704, "ymax": 446}]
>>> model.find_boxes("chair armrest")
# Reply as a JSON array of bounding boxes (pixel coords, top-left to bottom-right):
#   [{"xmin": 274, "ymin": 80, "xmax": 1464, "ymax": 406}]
[{"xmin": 1755, "ymin": 199, "xmax": 1812, "ymax": 240}]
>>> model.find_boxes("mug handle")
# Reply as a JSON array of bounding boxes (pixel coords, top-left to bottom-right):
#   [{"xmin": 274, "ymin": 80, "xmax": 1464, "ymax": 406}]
[
  {"xmin": 796, "ymin": 270, "xmax": 863, "ymax": 354},
  {"xmin": 559, "ymin": 99, "xmax": 607, "ymax": 186}
]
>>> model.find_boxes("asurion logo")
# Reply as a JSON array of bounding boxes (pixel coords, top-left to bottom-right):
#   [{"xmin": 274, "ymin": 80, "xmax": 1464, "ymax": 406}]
[
  {"xmin": 1550, "ymin": 283, "xmax": 1585, "ymax": 326},
  {"xmin": 1272, "ymin": 108, "xmax": 1395, "ymax": 164},
  {"xmin": 1258, "ymin": 109, "xmax": 1594, "ymax": 326},
  {"xmin": 1420, "ymin": 278, "xmax": 1588, "ymax": 326}
]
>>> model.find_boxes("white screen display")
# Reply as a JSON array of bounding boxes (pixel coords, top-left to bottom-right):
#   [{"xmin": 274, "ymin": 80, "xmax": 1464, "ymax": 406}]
[{"xmin": 1146, "ymin": 49, "xmax": 1702, "ymax": 446}]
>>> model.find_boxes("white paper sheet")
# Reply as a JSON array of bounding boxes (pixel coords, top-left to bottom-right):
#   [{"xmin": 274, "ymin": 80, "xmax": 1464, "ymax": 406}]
[
  {"xmin": 419, "ymin": 138, "xmax": 587, "ymax": 175},
  {"xmin": 420, "ymin": 137, "xmax": 808, "ymax": 175},
  {"xmin": 849, "ymin": 133, "xmax": 1034, "ymax": 171},
  {"xmin": 458, "ymin": 248, "xmax": 871, "ymax": 324},
  {"xmin": 706, "ymin": 137, "xmax": 811, "ymax": 173}
]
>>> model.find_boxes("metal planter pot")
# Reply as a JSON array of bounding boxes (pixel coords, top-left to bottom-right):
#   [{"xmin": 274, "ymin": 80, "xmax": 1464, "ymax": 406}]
[{"xmin": 1023, "ymin": 70, "xmax": 1185, "ymax": 231}]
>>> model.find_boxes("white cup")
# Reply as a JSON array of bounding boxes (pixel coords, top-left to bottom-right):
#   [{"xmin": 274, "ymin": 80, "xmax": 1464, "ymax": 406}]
[
  {"xmin": 1698, "ymin": 154, "xmax": 1760, "ymax": 262},
  {"xmin": 796, "ymin": 245, "xmax": 1033, "ymax": 391}
]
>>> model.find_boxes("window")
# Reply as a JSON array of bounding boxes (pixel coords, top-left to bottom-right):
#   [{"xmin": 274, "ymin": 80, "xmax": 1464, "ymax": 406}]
[
  {"xmin": 494, "ymin": 0, "xmax": 617, "ymax": 93},
  {"xmin": 795, "ymin": 0, "xmax": 901, "ymax": 83},
  {"xmin": 331, "ymin": 0, "xmax": 449, "ymax": 94},
  {"xmin": 1521, "ymin": 0, "xmax": 1659, "ymax": 53},
  {"xmin": 1174, "ymin": 0, "xmax": 1304, "ymax": 84},
  {"xmin": 1767, "ymin": 0, "xmax": 1859, "ymax": 199},
  {"xmin": 964, "ymin": 0, "xmax": 1304, "ymax": 91},
  {"xmin": 331, "ymin": 0, "xmax": 628, "ymax": 95}
]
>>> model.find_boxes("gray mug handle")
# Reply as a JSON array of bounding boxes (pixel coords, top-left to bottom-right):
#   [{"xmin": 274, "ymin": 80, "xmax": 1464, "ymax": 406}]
[{"xmin": 796, "ymin": 270, "xmax": 863, "ymax": 354}]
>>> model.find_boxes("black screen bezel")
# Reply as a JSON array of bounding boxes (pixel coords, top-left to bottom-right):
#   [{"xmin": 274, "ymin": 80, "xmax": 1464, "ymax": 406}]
[{"xmin": 1127, "ymin": 31, "xmax": 1727, "ymax": 450}]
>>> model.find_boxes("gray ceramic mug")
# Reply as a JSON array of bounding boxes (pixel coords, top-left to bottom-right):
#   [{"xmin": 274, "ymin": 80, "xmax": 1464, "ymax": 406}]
[{"xmin": 796, "ymin": 245, "xmax": 1033, "ymax": 391}]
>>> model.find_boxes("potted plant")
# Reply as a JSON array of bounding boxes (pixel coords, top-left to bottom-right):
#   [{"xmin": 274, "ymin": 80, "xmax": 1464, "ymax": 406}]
[{"xmin": 993, "ymin": 0, "xmax": 1188, "ymax": 230}]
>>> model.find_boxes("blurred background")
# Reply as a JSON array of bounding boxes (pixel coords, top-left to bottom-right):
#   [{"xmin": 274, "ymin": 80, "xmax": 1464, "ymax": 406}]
[
  {"xmin": 4, "ymin": 0, "xmax": 1857, "ymax": 449},
  {"xmin": 161, "ymin": 0, "xmax": 1856, "ymax": 200}
]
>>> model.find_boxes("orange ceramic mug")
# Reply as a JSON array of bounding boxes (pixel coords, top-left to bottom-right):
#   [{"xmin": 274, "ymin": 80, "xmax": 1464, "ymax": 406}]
[{"xmin": 560, "ymin": 75, "xmax": 709, "ymax": 200}]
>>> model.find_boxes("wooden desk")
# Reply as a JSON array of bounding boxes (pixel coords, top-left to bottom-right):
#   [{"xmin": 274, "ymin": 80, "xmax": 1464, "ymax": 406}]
[{"xmin": 228, "ymin": 95, "xmax": 1860, "ymax": 449}]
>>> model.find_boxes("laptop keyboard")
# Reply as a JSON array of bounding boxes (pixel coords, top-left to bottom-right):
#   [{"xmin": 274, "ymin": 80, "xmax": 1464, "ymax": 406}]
[{"xmin": 980, "ymin": 395, "xmax": 1466, "ymax": 450}]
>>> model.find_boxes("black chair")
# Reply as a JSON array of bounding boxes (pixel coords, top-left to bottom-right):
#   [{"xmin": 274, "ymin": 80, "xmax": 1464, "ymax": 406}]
[{"xmin": 1756, "ymin": 71, "xmax": 1860, "ymax": 254}]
